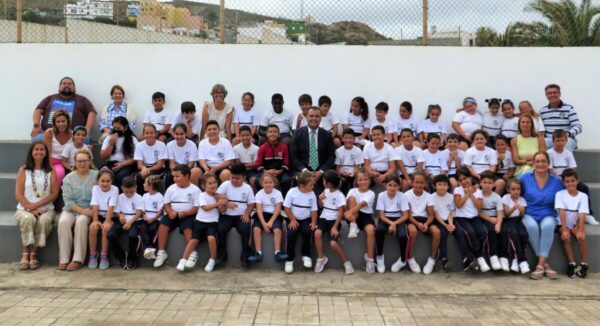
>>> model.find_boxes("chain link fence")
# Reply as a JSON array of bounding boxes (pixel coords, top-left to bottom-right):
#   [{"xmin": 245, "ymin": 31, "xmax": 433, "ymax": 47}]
[{"xmin": 1, "ymin": 0, "xmax": 599, "ymax": 45}]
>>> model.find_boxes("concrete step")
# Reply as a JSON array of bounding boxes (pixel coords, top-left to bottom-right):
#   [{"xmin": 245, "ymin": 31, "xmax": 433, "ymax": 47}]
[
  {"xmin": 1, "ymin": 211, "xmax": 598, "ymax": 273},
  {"xmin": 574, "ymin": 150, "xmax": 600, "ymax": 183}
]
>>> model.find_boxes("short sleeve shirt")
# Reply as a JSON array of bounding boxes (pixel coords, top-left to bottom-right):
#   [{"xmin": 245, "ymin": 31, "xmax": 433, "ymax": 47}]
[
  {"xmin": 335, "ymin": 146, "xmax": 364, "ymax": 174},
  {"xmin": 283, "ymin": 187, "xmax": 318, "ymax": 220},
  {"xmin": 320, "ymin": 112, "xmax": 339, "ymax": 132},
  {"xmin": 453, "ymin": 186, "xmax": 483, "ymax": 218},
  {"xmin": 198, "ymin": 137, "xmax": 236, "ymax": 167},
  {"xmin": 37, "ymin": 94, "xmax": 96, "ymax": 130},
  {"xmin": 197, "ymin": 192, "xmax": 220, "ymax": 223},
  {"xmin": 101, "ymin": 135, "xmax": 139, "ymax": 162},
  {"xmin": 255, "ymin": 188, "xmax": 284, "ymax": 214},
  {"xmin": 90, "ymin": 185, "xmax": 119, "ymax": 215},
  {"xmin": 394, "ymin": 145, "xmax": 425, "ymax": 175},
  {"xmin": 404, "ymin": 189, "xmax": 431, "ymax": 217},
  {"xmin": 346, "ymin": 188, "xmax": 375, "ymax": 214},
  {"xmin": 497, "ymin": 151, "xmax": 516, "ymax": 175},
  {"xmin": 548, "ymin": 148, "xmax": 577, "ymax": 176},
  {"xmin": 167, "ymin": 139, "xmax": 200, "ymax": 165},
  {"xmin": 343, "ymin": 112, "xmax": 366, "ymax": 134},
  {"xmin": 233, "ymin": 143, "xmax": 259, "ymax": 164},
  {"xmin": 234, "ymin": 107, "xmax": 260, "ymax": 128},
  {"xmin": 320, "ymin": 189, "xmax": 346, "ymax": 221},
  {"xmin": 143, "ymin": 109, "xmax": 172, "ymax": 130},
  {"xmin": 419, "ymin": 119, "xmax": 447, "ymax": 136},
  {"xmin": 115, "ymin": 193, "xmax": 144, "ymax": 222},
  {"xmin": 555, "ymin": 190, "xmax": 589, "ymax": 227},
  {"xmin": 427, "ymin": 193, "xmax": 455, "ymax": 221},
  {"xmin": 164, "ymin": 183, "xmax": 201, "ymax": 213},
  {"xmin": 260, "ymin": 109, "xmax": 294, "ymax": 134},
  {"xmin": 142, "ymin": 192, "xmax": 164, "ymax": 219},
  {"xmin": 452, "ymin": 111, "xmax": 483, "ymax": 136},
  {"xmin": 171, "ymin": 112, "xmax": 202, "ymax": 136},
  {"xmin": 464, "ymin": 146, "xmax": 497, "ymax": 174},
  {"xmin": 134, "ymin": 140, "xmax": 168, "ymax": 167},
  {"xmin": 423, "ymin": 150, "xmax": 448, "ymax": 176},
  {"xmin": 363, "ymin": 142, "xmax": 394, "ymax": 172},
  {"xmin": 443, "ymin": 149, "xmax": 465, "ymax": 175},
  {"xmin": 216, "ymin": 181, "xmax": 254, "ymax": 216},
  {"xmin": 376, "ymin": 191, "xmax": 409, "ymax": 219},
  {"xmin": 481, "ymin": 192, "xmax": 503, "ymax": 218},
  {"xmin": 502, "ymin": 194, "xmax": 527, "ymax": 218}
]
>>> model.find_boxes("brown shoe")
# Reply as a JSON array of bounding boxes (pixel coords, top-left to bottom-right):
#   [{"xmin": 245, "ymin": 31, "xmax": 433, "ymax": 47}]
[
  {"xmin": 57, "ymin": 263, "xmax": 67, "ymax": 270},
  {"xmin": 66, "ymin": 261, "xmax": 82, "ymax": 271},
  {"xmin": 544, "ymin": 264, "xmax": 558, "ymax": 279},
  {"xmin": 29, "ymin": 253, "xmax": 39, "ymax": 270},
  {"xmin": 530, "ymin": 265, "xmax": 544, "ymax": 280},
  {"xmin": 19, "ymin": 253, "xmax": 30, "ymax": 270}
]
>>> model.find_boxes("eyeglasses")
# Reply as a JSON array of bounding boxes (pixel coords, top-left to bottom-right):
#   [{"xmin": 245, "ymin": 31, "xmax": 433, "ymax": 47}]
[
  {"xmin": 534, "ymin": 160, "xmax": 549, "ymax": 164},
  {"xmin": 76, "ymin": 160, "xmax": 90, "ymax": 163}
]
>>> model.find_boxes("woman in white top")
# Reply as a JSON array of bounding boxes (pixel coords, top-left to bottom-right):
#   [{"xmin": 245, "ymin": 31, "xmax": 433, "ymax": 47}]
[
  {"xmin": 44, "ymin": 109, "xmax": 72, "ymax": 186},
  {"xmin": 201, "ymin": 84, "xmax": 234, "ymax": 139},
  {"xmin": 15, "ymin": 142, "xmax": 59, "ymax": 270}
]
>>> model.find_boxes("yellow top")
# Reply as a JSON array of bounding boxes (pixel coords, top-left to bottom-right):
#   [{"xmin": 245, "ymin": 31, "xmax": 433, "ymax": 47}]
[{"xmin": 514, "ymin": 134, "xmax": 539, "ymax": 177}]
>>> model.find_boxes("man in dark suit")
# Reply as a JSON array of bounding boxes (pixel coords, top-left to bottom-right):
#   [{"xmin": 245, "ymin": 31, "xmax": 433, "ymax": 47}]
[{"xmin": 290, "ymin": 106, "xmax": 335, "ymax": 193}]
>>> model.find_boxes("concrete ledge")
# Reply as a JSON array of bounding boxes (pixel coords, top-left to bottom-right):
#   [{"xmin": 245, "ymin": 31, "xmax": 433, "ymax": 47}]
[{"xmin": 0, "ymin": 213, "xmax": 598, "ymax": 273}]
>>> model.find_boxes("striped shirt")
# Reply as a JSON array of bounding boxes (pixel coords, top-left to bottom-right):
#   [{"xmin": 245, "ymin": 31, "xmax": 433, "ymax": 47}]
[{"xmin": 539, "ymin": 101, "xmax": 582, "ymax": 138}]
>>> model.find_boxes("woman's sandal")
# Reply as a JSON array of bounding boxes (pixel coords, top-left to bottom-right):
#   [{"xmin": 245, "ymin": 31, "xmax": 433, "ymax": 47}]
[
  {"xmin": 57, "ymin": 263, "xmax": 67, "ymax": 270},
  {"xmin": 66, "ymin": 261, "xmax": 82, "ymax": 271},
  {"xmin": 530, "ymin": 265, "xmax": 544, "ymax": 280},
  {"xmin": 29, "ymin": 253, "xmax": 40, "ymax": 270},
  {"xmin": 544, "ymin": 264, "xmax": 558, "ymax": 279},
  {"xmin": 19, "ymin": 253, "xmax": 30, "ymax": 270}
]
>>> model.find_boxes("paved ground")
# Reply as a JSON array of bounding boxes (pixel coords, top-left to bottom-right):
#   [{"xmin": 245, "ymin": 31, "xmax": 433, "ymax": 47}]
[{"xmin": 0, "ymin": 263, "xmax": 598, "ymax": 325}]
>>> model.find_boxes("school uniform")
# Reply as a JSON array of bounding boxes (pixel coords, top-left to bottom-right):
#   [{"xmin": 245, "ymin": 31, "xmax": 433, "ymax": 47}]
[
  {"xmin": 109, "ymin": 193, "xmax": 144, "ymax": 263},
  {"xmin": 260, "ymin": 109, "xmax": 294, "ymax": 141},
  {"xmin": 335, "ymin": 145, "xmax": 364, "ymax": 193},
  {"xmin": 165, "ymin": 139, "xmax": 200, "ymax": 188},
  {"xmin": 496, "ymin": 151, "xmax": 515, "ymax": 179},
  {"xmin": 253, "ymin": 188, "xmax": 284, "ymax": 231},
  {"xmin": 320, "ymin": 112, "xmax": 339, "ymax": 134},
  {"xmin": 427, "ymin": 192, "xmax": 455, "ymax": 260},
  {"xmin": 478, "ymin": 192, "xmax": 503, "ymax": 257},
  {"xmin": 464, "ymin": 146, "xmax": 497, "ymax": 176},
  {"xmin": 171, "ymin": 112, "xmax": 202, "ymax": 139},
  {"xmin": 363, "ymin": 142, "xmax": 394, "ymax": 181},
  {"xmin": 375, "ymin": 191, "xmax": 410, "ymax": 259},
  {"xmin": 343, "ymin": 112, "xmax": 367, "ymax": 137},
  {"xmin": 140, "ymin": 192, "xmax": 163, "ymax": 250},
  {"xmin": 423, "ymin": 149, "xmax": 448, "ymax": 191},
  {"xmin": 395, "ymin": 116, "xmax": 419, "ymax": 138},
  {"xmin": 555, "ymin": 190, "xmax": 589, "ymax": 230},
  {"xmin": 160, "ymin": 183, "xmax": 201, "ymax": 233},
  {"xmin": 405, "ymin": 189, "xmax": 431, "ymax": 226},
  {"xmin": 133, "ymin": 140, "xmax": 168, "ymax": 194},
  {"xmin": 394, "ymin": 145, "xmax": 425, "ymax": 177},
  {"xmin": 254, "ymin": 140, "xmax": 292, "ymax": 195},
  {"xmin": 234, "ymin": 107, "xmax": 260, "ymax": 130},
  {"xmin": 233, "ymin": 143, "xmax": 259, "ymax": 181},
  {"xmin": 317, "ymin": 189, "xmax": 346, "ymax": 242},
  {"xmin": 453, "ymin": 186, "xmax": 485, "ymax": 259},
  {"xmin": 366, "ymin": 117, "xmax": 394, "ymax": 140},
  {"xmin": 198, "ymin": 137, "xmax": 236, "ymax": 178},
  {"xmin": 216, "ymin": 181, "xmax": 254, "ymax": 261},
  {"xmin": 283, "ymin": 187, "xmax": 318, "ymax": 262},
  {"xmin": 143, "ymin": 109, "xmax": 172, "ymax": 135},
  {"xmin": 194, "ymin": 192, "xmax": 220, "ymax": 241},
  {"xmin": 482, "ymin": 112, "xmax": 504, "ymax": 146},
  {"xmin": 452, "ymin": 111, "xmax": 483, "ymax": 144},
  {"xmin": 500, "ymin": 117, "xmax": 519, "ymax": 142},
  {"xmin": 443, "ymin": 149, "xmax": 465, "ymax": 179},
  {"xmin": 418, "ymin": 119, "xmax": 447, "ymax": 144},
  {"xmin": 499, "ymin": 195, "xmax": 529, "ymax": 262},
  {"xmin": 548, "ymin": 148, "xmax": 593, "ymax": 214},
  {"xmin": 90, "ymin": 185, "xmax": 119, "ymax": 223}
]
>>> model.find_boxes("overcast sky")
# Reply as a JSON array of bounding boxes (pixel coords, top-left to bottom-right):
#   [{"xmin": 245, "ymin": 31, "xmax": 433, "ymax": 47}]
[{"xmin": 189, "ymin": 0, "xmax": 599, "ymax": 38}]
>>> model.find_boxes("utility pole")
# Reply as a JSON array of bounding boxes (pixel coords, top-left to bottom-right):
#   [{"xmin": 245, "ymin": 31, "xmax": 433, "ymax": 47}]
[
  {"xmin": 219, "ymin": 0, "xmax": 225, "ymax": 44},
  {"xmin": 422, "ymin": 0, "xmax": 428, "ymax": 46},
  {"xmin": 16, "ymin": 0, "xmax": 22, "ymax": 43},
  {"xmin": 64, "ymin": 0, "xmax": 68, "ymax": 43},
  {"xmin": 3, "ymin": 0, "xmax": 7, "ymax": 20}
]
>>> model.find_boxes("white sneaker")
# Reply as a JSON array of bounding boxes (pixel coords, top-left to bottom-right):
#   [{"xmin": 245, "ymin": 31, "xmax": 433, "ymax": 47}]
[
  {"xmin": 519, "ymin": 261, "xmax": 530, "ymax": 274},
  {"xmin": 204, "ymin": 258, "xmax": 216, "ymax": 272},
  {"xmin": 144, "ymin": 248, "xmax": 156, "ymax": 260},
  {"xmin": 154, "ymin": 251, "xmax": 168, "ymax": 268},
  {"xmin": 499, "ymin": 257, "xmax": 510, "ymax": 272},
  {"xmin": 423, "ymin": 257, "xmax": 436, "ymax": 275},
  {"xmin": 348, "ymin": 222, "xmax": 359, "ymax": 238},
  {"xmin": 344, "ymin": 261, "xmax": 354, "ymax": 275},
  {"xmin": 185, "ymin": 251, "xmax": 198, "ymax": 269},
  {"xmin": 302, "ymin": 256, "xmax": 312, "ymax": 269},
  {"xmin": 586, "ymin": 215, "xmax": 599, "ymax": 225},
  {"xmin": 407, "ymin": 258, "xmax": 421, "ymax": 273},
  {"xmin": 376, "ymin": 255, "xmax": 385, "ymax": 273},
  {"xmin": 490, "ymin": 255, "xmax": 501, "ymax": 271},
  {"xmin": 510, "ymin": 258, "xmax": 520, "ymax": 273},
  {"xmin": 314, "ymin": 257, "xmax": 328, "ymax": 273},
  {"xmin": 364, "ymin": 254, "xmax": 375, "ymax": 274},
  {"xmin": 477, "ymin": 257, "xmax": 490, "ymax": 272},
  {"xmin": 176, "ymin": 259, "xmax": 186, "ymax": 272},
  {"xmin": 391, "ymin": 257, "xmax": 406, "ymax": 272},
  {"xmin": 285, "ymin": 261, "xmax": 294, "ymax": 274}
]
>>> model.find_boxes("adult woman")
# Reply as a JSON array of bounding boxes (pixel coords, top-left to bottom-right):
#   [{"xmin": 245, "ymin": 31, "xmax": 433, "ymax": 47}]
[
  {"xmin": 98, "ymin": 85, "xmax": 136, "ymax": 144},
  {"xmin": 511, "ymin": 115, "xmax": 546, "ymax": 177},
  {"xmin": 44, "ymin": 109, "xmax": 72, "ymax": 186},
  {"xmin": 14, "ymin": 142, "xmax": 59, "ymax": 270},
  {"xmin": 57, "ymin": 150, "xmax": 98, "ymax": 271},
  {"xmin": 518, "ymin": 101, "xmax": 545, "ymax": 140},
  {"xmin": 100, "ymin": 116, "xmax": 138, "ymax": 188},
  {"xmin": 520, "ymin": 151, "xmax": 564, "ymax": 279},
  {"xmin": 201, "ymin": 84, "xmax": 234, "ymax": 139}
]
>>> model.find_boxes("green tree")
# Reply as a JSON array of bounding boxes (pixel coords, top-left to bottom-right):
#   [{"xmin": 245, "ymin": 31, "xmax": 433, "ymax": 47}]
[{"xmin": 207, "ymin": 11, "xmax": 218, "ymax": 28}]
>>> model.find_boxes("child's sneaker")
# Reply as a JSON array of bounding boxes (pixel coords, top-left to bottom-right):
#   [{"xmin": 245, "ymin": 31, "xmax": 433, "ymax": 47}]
[
  {"xmin": 463, "ymin": 257, "xmax": 475, "ymax": 271},
  {"xmin": 344, "ymin": 261, "xmax": 354, "ymax": 275},
  {"xmin": 576, "ymin": 263, "xmax": 589, "ymax": 278},
  {"xmin": 519, "ymin": 261, "xmax": 530, "ymax": 274},
  {"xmin": 489, "ymin": 255, "xmax": 501, "ymax": 271},
  {"xmin": 499, "ymin": 257, "xmax": 510, "ymax": 272},
  {"xmin": 566, "ymin": 262, "xmax": 576, "ymax": 277},
  {"xmin": 127, "ymin": 259, "xmax": 137, "ymax": 271},
  {"xmin": 285, "ymin": 261, "xmax": 294, "ymax": 274},
  {"xmin": 391, "ymin": 257, "xmax": 406, "ymax": 272},
  {"xmin": 88, "ymin": 252, "xmax": 99, "ymax": 269},
  {"xmin": 204, "ymin": 258, "xmax": 216, "ymax": 273},
  {"xmin": 185, "ymin": 251, "xmax": 198, "ymax": 269},
  {"xmin": 176, "ymin": 259, "xmax": 186, "ymax": 272},
  {"xmin": 364, "ymin": 254, "xmax": 375, "ymax": 274},
  {"xmin": 376, "ymin": 255, "xmax": 385, "ymax": 273},
  {"xmin": 585, "ymin": 215, "xmax": 599, "ymax": 225},
  {"xmin": 441, "ymin": 258, "xmax": 450, "ymax": 272},
  {"xmin": 348, "ymin": 222, "xmax": 359, "ymax": 238},
  {"xmin": 143, "ymin": 248, "xmax": 156, "ymax": 260},
  {"xmin": 274, "ymin": 252, "xmax": 288, "ymax": 261},
  {"xmin": 302, "ymin": 256, "xmax": 312, "ymax": 269},
  {"xmin": 99, "ymin": 255, "xmax": 109, "ymax": 270},
  {"xmin": 407, "ymin": 258, "xmax": 421, "ymax": 273},
  {"xmin": 510, "ymin": 258, "xmax": 520, "ymax": 273},
  {"xmin": 154, "ymin": 251, "xmax": 168, "ymax": 268},
  {"xmin": 314, "ymin": 257, "xmax": 328, "ymax": 273},
  {"xmin": 477, "ymin": 257, "xmax": 490, "ymax": 273},
  {"xmin": 248, "ymin": 252, "xmax": 263, "ymax": 262},
  {"xmin": 423, "ymin": 257, "xmax": 436, "ymax": 275}
]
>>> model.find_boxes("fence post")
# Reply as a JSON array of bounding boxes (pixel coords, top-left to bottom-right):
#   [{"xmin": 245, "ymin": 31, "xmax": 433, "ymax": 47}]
[
  {"xmin": 16, "ymin": 0, "xmax": 22, "ymax": 43},
  {"xmin": 3, "ymin": 0, "xmax": 7, "ymax": 20},
  {"xmin": 64, "ymin": 0, "xmax": 68, "ymax": 43},
  {"xmin": 422, "ymin": 0, "xmax": 428, "ymax": 46},
  {"xmin": 219, "ymin": 0, "xmax": 225, "ymax": 44}
]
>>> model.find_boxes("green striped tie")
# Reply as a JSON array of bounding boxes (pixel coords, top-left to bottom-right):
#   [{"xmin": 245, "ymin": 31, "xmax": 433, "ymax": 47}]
[{"xmin": 309, "ymin": 130, "xmax": 318, "ymax": 170}]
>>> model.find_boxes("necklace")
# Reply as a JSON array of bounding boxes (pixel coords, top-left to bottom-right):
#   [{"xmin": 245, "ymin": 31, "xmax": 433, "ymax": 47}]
[{"xmin": 31, "ymin": 170, "xmax": 49, "ymax": 198}]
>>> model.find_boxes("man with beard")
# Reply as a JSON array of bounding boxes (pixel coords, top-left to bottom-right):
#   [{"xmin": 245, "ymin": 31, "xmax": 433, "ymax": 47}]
[
  {"xmin": 258, "ymin": 93, "xmax": 294, "ymax": 146},
  {"xmin": 31, "ymin": 77, "xmax": 97, "ymax": 142}
]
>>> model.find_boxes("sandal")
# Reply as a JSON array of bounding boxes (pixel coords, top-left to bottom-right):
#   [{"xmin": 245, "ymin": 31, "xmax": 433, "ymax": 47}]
[
  {"xmin": 530, "ymin": 265, "xmax": 544, "ymax": 280},
  {"xmin": 66, "ymin": 261, "xmax": 82, "ymax": 271},
  {"xmin": 29, "ymin": 253, "xmax": 40, "ymax": 270},
  {"xmin": 58, "ymin": 263, "xmax": 67, "ymax": 270},
  {"xmin": 19, "ymin": 253, "xmax": 30, "ymax": 270},
  {"xmin": 544, "ymin": 264, "xmax": 558, "ymax": 279}
]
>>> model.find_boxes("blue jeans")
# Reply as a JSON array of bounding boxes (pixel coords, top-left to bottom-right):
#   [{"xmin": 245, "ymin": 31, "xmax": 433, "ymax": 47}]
[
  {"xmin": 545, "ymin": 137, "xmax": 577, "ymax": 152},
  {"xmin": 522, "ymin": 215, "xmax": 557, "ymax": 258}
]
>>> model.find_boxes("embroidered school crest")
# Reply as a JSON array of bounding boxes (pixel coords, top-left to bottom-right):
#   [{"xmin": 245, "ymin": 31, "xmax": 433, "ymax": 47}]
[
  {"xmin": 187, "ymin": 193, "xmax": 192, "ymax": 201},
  {"xmin": 185, "ymin": 151, "xmax": 190, "ymax": 161},
  {"xmin": 160, "ymin": 116, "xmax": 166, "ymax": 123},
  {"xmin": 153, "ymin": 202, "xmax": 158, "ymax": 209},
  {"xmin": 131, "ymin": 203, "xmax": 136, "ymax": 210},
  {"xmin": 242, "ymin": 193, "xmax": 247, "ymax": 201},
  {"xmin": 154, "ymin": 149, "xmax": 159, "ymax": 160},
  {"xmin": 308, "ymin": 198, "xmax": 313, "ymax": 206},
  {"xmin": 217, "ymin": 152, "xmax": 224, "ymax": 159},
  {"xmin": 270, "ymin": 197, "xmax": 275, "ymax": 204}
]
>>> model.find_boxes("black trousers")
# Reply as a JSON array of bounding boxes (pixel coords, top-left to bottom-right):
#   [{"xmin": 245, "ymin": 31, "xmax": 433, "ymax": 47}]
[
  {"xmin": 139, "ymin": 220, "xmax": 160, "ymax": 249},
  {"xmin": 375, "ymin": 219, "xmax": 408, "ymax": 259},
  {"xmin": 108, "ymin": 220, "xmax": 141, "ymax": 262},
  {"xmin": 217, "ymin": 214, "xmax": 252, "ymax": 260},
  {"xmin": 475, "ymin": 218, "xmax": 498, "ymax": 257},
  {"xmin": 498, "ymin": 218, "xmax": 529, "ymax": 262},
  {"xmin": 454, "ymin": 217, "xmax": 486, "ymax": 259},
  {"xmin": 285, "ymin": 219, "xmax": 313, "ymax": 262}
]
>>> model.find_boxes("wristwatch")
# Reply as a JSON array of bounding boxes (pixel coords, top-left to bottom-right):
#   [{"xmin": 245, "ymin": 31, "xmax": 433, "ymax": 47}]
[{"xmin": 33, "ymin": 123, "xmax": 40, "ymax": 128}]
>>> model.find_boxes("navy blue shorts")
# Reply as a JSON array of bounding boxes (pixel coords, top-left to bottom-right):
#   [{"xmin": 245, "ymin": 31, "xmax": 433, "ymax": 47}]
[
  {"xmin": 160, "ymin": 214, "xmax": 194, "ymax": 234},
  {"xmin": 252, "ymin": 211, "xmax": 283, "ymax": 230},
  {"xmin": 317, "ymin": 218, "xmax": 340, "ymax": 242},
  {"xmin": 356, "ymin": 211, "xmax": 374, "ymax": 230},
  {"xmin": 192, "ymin": 220, "xmax": 218, "ymax": 240}
]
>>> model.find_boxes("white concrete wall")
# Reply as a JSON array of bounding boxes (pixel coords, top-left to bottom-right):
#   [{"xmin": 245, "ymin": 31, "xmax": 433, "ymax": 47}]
[{"xmin": 1, "ymin": 44, "xmax": 599, "ymax": 149}]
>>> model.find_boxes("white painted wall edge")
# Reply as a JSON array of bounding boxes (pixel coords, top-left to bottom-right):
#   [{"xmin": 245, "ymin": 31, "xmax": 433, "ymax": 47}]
[{"xmin": 1, "ymin": 44, "xmax": 598, "ymax": 149}]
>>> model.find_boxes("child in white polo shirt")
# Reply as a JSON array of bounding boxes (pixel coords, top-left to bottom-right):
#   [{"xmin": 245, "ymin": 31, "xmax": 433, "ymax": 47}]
[{"xmin": 198, "ymin": 120, "xmax": 236, "ymax": 183}]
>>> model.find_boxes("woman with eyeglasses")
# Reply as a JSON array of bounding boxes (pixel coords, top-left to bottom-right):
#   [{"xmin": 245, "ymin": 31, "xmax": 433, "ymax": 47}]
[
  {"xmin": 519, "ymin": 151, "xmax": 564, "ymax": 279},
  {"xmin": 57, "ymin": 150, "xmax": 98, "ymax": 271},
  {"xmin": 511, "ymin": 115, "xmax": 546, "ymax": 177}
]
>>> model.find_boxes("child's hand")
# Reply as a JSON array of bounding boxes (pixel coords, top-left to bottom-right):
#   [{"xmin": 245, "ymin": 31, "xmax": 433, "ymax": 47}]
[
  {"xmin": 419, "ymin": 222, "xmax": 428, "ymax": 232},
  {"xmin": 267, "ymin": 220, "xmax": 274, "ymax": 229},
  {"xmin": 319, "ymin": 193, "xmax": 326, "ymax": 202},
  {"xmin": 217, "ymin": 198, "xmax": 228, "ymax": 206},
  {"xmin": 101, "ymin": 221, "xmax": 113, "ymax": 232},
  {"xmin": 288, "ymin": 219, "xmax": 299, "ymax": 230},
  {"xmin": 494, "ymin": 223, "xmax": 501, "ymax": 234},
  {"xmin": 388, "ymin": 223, "xmax": 397, "ymax": 234},
  {"xmin": 330, "ymin": 227, "xmax": 339, "ymax": 238},
  {"xmin": 560, "ymin": 226, "xmax": 571, "ymax": 241},
  {"xmin": 310, "ymin": 222, "xmax": 318, "ymax": 231},
  {"xmin": 89, "ymin": 220, "xmax": 101, "ymax": 231},
  {"xmin": 119, "ymin": 216, "xmax": 126, "ymax": 224},
  {"xmin": 343, "ymin": 211, "xmax": 353, "ymax": 220},
  {"xmin": 227, "ymin": 202, "xmax": 238, "ymax": 209},
  {"xmin": 446, "ymin": 223, "xmax": 455, "ymax": 232},
  {"xmin": 168, "ymin": 211, "xmax": 177, "ymax": 219},
  {"xmin": 262, "ymin": 222, "xmax": 272, "ymax": 233},
  {"xmin": 241, "ymin": 214, "xmax": 250, "ymax": 223},
  {"xmin": 489, "ymin": 217, "xmax": 498, "ymax": 225},
  {"xmin": 123, "ymin": 222, "xmax": 131, "ymax": 231},
  {"xmin": 575, "ymin": 229, "xmax": 586, "ymax": 241}
]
